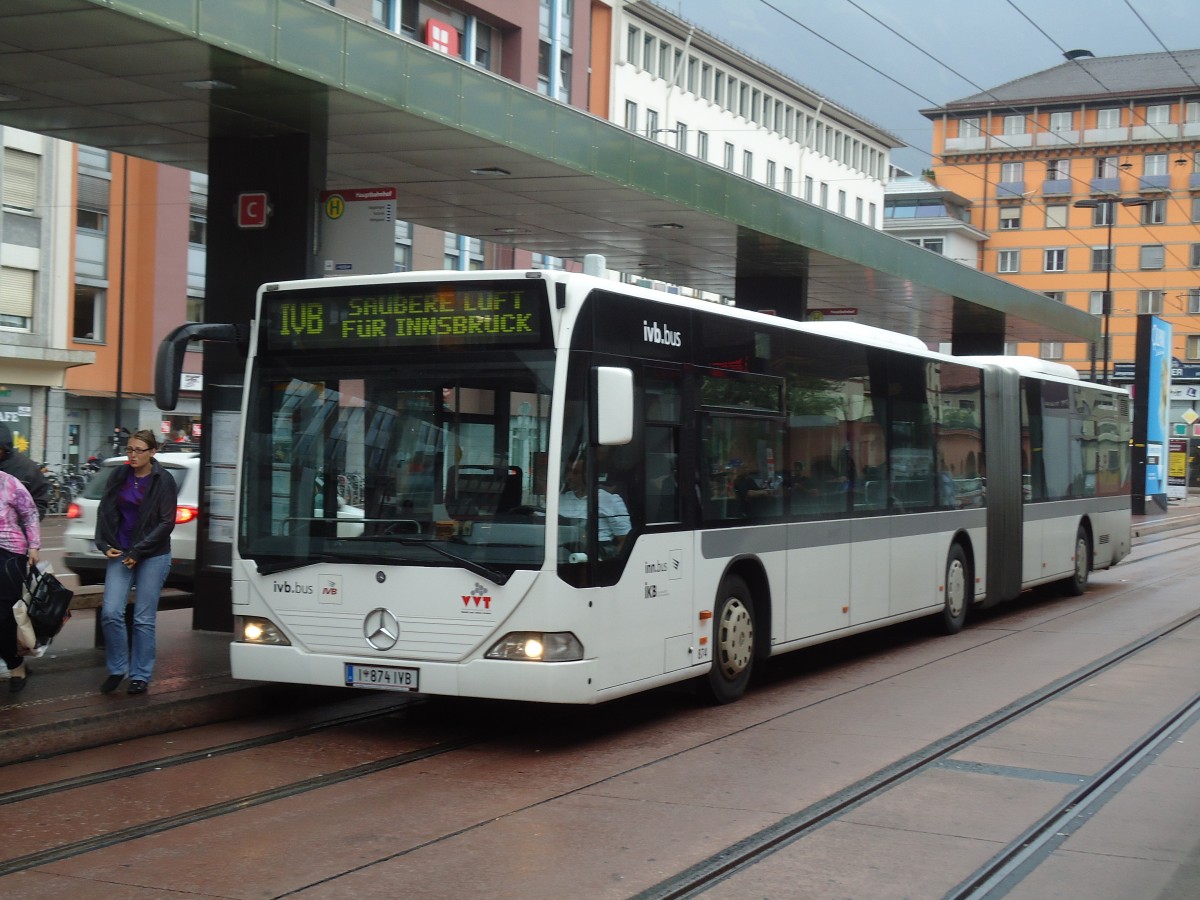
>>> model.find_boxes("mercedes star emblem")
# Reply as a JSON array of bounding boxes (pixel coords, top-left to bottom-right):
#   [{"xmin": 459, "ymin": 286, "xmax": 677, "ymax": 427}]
[{"xmin": 363, "ymin": 607, "xmax": 400, "ymax": 651}]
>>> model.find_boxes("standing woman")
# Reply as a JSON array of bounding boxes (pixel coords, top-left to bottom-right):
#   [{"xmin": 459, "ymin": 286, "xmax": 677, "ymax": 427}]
[
  {"xmin": 0, "ymin": 469, "xmax": 40, "ymax": 692},
  {"xmin": 95, "ymin": 429, "xmax": 177, "ymax": 695}
]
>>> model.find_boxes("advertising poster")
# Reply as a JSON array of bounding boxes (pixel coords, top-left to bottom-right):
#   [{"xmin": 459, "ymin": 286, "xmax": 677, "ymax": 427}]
[{"xmin": 1144, "ymin": 317, "xmax": 1172, "ymax": 499}]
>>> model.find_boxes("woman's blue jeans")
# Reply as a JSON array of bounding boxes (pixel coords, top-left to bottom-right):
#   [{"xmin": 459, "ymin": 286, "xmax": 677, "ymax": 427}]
[{"xmin": 101, "ymin": 552, "xmax": 171, "ymax": 682}]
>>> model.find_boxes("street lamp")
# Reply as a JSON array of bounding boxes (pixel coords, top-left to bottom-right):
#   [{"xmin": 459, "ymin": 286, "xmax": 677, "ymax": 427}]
[{"xmin": 1073, "ymin": 195, "xmax": 1149, "ymax": 383}]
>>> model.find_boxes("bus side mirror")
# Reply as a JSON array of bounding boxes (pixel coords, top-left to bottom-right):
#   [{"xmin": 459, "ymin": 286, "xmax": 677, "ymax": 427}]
[
  {"xmin": 154, "ymin": 322, "xmax": 246, "ymax": 409},
  {"xmin": 594, "ymin": 366, "xmax": 634, "ymax": 446}
]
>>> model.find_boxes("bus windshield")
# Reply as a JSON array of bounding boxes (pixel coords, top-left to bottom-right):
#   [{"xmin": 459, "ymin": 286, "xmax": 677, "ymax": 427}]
[{"xmin": 239, "ymin": 352, "xmax": 555, "ymax": 580}]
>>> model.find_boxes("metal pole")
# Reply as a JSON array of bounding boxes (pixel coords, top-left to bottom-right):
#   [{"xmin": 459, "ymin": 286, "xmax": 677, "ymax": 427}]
[
  {"xmin": 1101, "ymin": 200, "xmax": 1114, "ymax": 385},
  {"xmin": 114, "ymin": 153, "xmax": 128, "ymax": 451}
]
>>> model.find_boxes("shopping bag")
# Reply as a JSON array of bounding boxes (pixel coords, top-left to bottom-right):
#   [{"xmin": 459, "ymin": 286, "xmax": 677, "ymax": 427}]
[
  {"xmin": 13, "ymin": 598, "xmax": 37, "ymax": 654},
  {"xmin": 24, "ymin": 564, "xmax": 73, "ymax": 641}
]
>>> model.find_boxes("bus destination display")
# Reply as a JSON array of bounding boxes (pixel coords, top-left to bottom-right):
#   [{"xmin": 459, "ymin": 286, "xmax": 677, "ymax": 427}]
[{"xmin": 264, "ymin": 282, "xmax": 544, "ymax": 351}]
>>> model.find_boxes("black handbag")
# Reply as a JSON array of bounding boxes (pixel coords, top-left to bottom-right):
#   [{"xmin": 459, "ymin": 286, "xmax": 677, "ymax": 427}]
[{"xmin": 25, "ymin": 566, "xmax": 74, "ymax": 641}]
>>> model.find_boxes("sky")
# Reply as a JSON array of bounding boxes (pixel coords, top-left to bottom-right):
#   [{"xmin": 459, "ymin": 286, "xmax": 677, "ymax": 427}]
[{"xmin": 668, "ymin": 0, "xmax": 1200, "ymax": 173}]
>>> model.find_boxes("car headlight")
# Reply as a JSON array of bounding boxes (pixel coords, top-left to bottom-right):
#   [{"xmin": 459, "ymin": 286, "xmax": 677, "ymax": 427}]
[
  {"xmin": 485, "ymin": 631, "xmax": 583, "ymax": 661},
  {"xmin": 236, "ymin": 616, "xmax": 291, "ymax": 646}
]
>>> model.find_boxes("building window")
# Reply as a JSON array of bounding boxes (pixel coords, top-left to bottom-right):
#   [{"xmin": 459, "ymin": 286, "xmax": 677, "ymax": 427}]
[
  {"xmin": 819, "ymin": 182, "xmax": 829, "ymax": 207},
  {"xmin": 1095, "ymin": 156, "xmax": 1119, "ymax": 178},
  {"xmin": 959, "ymin": 117, "xmax": 981, "ymax": 138},
  {"xmin": 1193, "ymin": 199, "xmax": 1200, "ymax": 223},
  {"xmin": 1049, "ymin": 111, "xmax": 1073, "ymax": 132},
  {"xmin": 642, "ymin": 33, "xmax": 655, "ymax": 70},
  {"xmin": 1040, "ymin": 342, "xmax": 1064, "ymax": 360},
  {"xmin": 72, "ymin": 285, "xmax": 104, "ymax": 341},
  {"xmin": 1138, "ymin": 290, "xmax": 1163, "ymax": 315},
  {"xmin": 624, "ymin": 100, "xmax": 637, "ymax": 131},
  {"xmin": 766, "ymin": 160, "xmax": 776, "ymax": 189},
  {"xmin": 1187, "ymin": 335, "xmax": 1200, "ymax": 360},
  {"xmin": 999, "ymin": 207, "xmax": 1022, "ymax": 230},
  {"xmin": 1000, "ymin": 161, "xmax": 1023, "ymax": 182},
  {"xmin": 1045, "ymin": 204, "xmax": 1068, "ymax": 228},
  {"xmin": 1188, "ymin": 290, "xmax": 1200, "ymax": 314},
  {"xmin": 626, "ymin": 25, "xmax": 639, "ymax": 65},
  {"xmin": 1096, "ymin": 108, "xmax": 1121, "ymax": 128},
  {"xmin": 696, "ymin": 131, "xmax": 708, "ymax": 161},
  {"xmin": 393, "ymin": 220, "xmax": 412, "ymax": 272},
  {"xmin": 675, "ymin": 122, "xmax": 687, "ymax": 152},
  {"xmin": 804, "ymin": 176, "xmax": 814, "ymax": 202},
  {"xmin": 868, "ymin": 202, "xmax": 877, "ymax": 227},
  {"xmin": 742, "ymin": 150, "xmax": 753, "ymax": 178},
  {"xmin": 1140, "ymin": 245, "xmax": 1165, "ymax": 269},
  {"xmin": 1044, "ymin": 291, "xmax": 1065, "ymax": 303},
  {"xmin": 1044, "ymin": 248, "xmax": 1067, "ymax": 272},
  {"xmin": 837, "ymin": 190, "xmax": 847, "ymax": 215},
  {"xmin": 1046, "ymin": 158, "xmax": 1070, "ymax": 179},
  {"xmin": 855, "ymin": 197, "xmax": 864, "ymax": 221},
  {"xmin": 906, "ymin": 237, "xmax": 944, "ymax": 254},
  {"xmin": 1145, "ymin": 154, "xmax": 1167, "ymax": 176},
  {"xmin": 1092, "ymin": 247, "xmax": 1111, "ymax": 272},
  {"xmin": 1142, "ymin": 199, "xmax": 1166, "ymax": 225},
  {"xmin": 1187, "ymin": 102, "xmax": 1200, "ymax": 124},
  {"xmin": 783, "ymin": 167, "xmax": 793, "ymax": 194},
  {"xmin": 0, "ymin": 266, "xmax": 35, "ymax": 331},
  {"xmin": 1191, "ymin": 243, "xmax": 1200, "ymax": 268},
  {"xmin": 998, "ymin": 250, "xmax": 1021, "ymax": 273},
  {"xmin": 723, "ymin": 142, "xmax": 734, "ymax": 170},
  {"xmin": 1002, "ymin": 115, "xmax": 1026, "ymax": 135},
  {"xmin": 1089, "ymin": 291, "xmax": 1106, "ymax": 315},
  {"xmin": 645, "ymin": 109, "xmax": 658, "ymax": 139},
  {"xmin": 1, "ymin": 148, "xmax": 39, "ymax": 213},
  {"xmin": 1092, "ymin": 202, "xmax": 1114, "ymax": 227},
  {"xmin": 1144, "ymin": 104, "xmax": 1171, "ymax": 125}
]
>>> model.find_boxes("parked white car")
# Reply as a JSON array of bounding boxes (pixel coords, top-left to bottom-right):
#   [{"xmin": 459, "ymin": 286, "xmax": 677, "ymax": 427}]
[{"xmin": 63, "ymin": 450, "xmax": 201, "ymax": 587}]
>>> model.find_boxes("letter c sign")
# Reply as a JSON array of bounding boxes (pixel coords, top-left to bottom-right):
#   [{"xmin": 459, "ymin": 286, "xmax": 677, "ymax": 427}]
[{"xmin": 237, "ymin": 192, "xmax": 270, "ymax": 229}]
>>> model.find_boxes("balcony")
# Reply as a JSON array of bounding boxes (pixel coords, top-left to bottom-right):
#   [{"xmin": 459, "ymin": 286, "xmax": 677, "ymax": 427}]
[
  {"xmin": 1137, "ymin": 174, "xmax": 1171, "ymax": 192},
  {"xmin": 1042, "ymin": 179, "xmax": 1072, "ymax": 196},
  {"xmin": 944, "ymin": 135, "xmax": 986, "ymax": 152},
  {"xmin": 996, "ymin": 181, "xmax": 1026, "ymax": 199},
  {"xmin": 1084, "ymin": 127, "xmax": 1127, "ymax": 144},
  {"xmin": 1190, "ymin": 173, "xmax": 1200, "ymax": 190},
  {"xmin": 1133, "ymin": 123, "xmax": 1179, "ymax": 141},
  {"xmin": 1037, "ymin": 130, "xmax": 1078, "ymax": 146},
  {"xmin": 1090, "ymin": 177, "xmax": 1121, "ymax": 194}
]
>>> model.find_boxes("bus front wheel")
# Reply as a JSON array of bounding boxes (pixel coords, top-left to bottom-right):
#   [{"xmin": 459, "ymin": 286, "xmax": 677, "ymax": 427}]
[
  {"xmin": 1060, "ymin": 527, "xmax": 1090, "ymax": 596},
  {"xmin": 701, "ymin": 576, "xmax": 755, "ymax": 704},
  {"xmin": 939, "ymin": 544, "xmax": 970, "ymax": 635}
]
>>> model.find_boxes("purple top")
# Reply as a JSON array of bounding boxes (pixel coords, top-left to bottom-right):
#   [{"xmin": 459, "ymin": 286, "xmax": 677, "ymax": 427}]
[
  {"xmin": 115, "ymin": 467, "xmax": 148, "ymax": 549},
  {"xmin": 0, "ymin": 470, "xmax": 40, "ymax": 555}
]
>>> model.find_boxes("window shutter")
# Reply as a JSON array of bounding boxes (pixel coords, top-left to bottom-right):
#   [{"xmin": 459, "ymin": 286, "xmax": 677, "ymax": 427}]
[
  {"xmin": 2, "ymin": 149, "xmax": 39, "ymax": 212},
  {"xmin": 0, "ymin": 266, "xmax": 36, "ymax": 319}
]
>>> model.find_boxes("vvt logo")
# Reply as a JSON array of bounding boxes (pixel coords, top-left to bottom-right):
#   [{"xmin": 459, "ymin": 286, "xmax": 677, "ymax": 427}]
[
  {"xmin": 643, "ymin": 320, "xmax": 682, "ymax": 347},
  {"xmin": 461, "ymin": 581, "xmax": 492, "ymax": 611}
]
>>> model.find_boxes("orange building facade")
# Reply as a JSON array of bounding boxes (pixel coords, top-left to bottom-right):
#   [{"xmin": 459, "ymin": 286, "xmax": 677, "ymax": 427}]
[{"xmin": 922, "ymin": 51, "xmax": 1200, "ymax": 391}]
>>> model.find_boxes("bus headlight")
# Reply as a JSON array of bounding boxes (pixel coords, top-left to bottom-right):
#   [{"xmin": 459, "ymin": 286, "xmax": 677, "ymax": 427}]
[
  {"xmin": 237, "ymin": 616, "xmax": 291, "ymax": 646},
  {"xmin": 485, "ymin": 631, "xmax": 583, "ymax": 662}
]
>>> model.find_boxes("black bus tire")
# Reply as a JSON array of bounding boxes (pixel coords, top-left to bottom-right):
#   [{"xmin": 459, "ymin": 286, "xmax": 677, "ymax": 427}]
[
  {"xmin": 1060, "ymin": 526, "xmax": 1090, "ymax": 597},
  {"xmin": 700, "ymin": 575, "xmax": 755, "ymax": 704},
  {"xmin": 940, "ymin": 544, "xmax": 970, "ymax": 635}
]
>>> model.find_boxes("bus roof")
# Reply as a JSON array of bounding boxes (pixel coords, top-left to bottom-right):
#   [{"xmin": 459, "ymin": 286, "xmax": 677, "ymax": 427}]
[{"xmin": 960, "ymin": 355, "xmax": 1081, "ymax": 381}]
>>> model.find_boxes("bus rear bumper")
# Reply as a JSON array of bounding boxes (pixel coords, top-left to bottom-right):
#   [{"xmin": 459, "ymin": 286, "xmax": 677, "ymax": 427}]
[{"xmin": 230, "ymin": 642, "xmax": 601, "ymax": 704}]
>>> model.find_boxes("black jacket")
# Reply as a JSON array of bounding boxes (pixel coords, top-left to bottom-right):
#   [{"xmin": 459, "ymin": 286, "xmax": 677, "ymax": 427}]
[
  {"xmin": 95, "ymin": 459, "xmax": 177, "ymax": 562},
  {"xmin": 0, "ymin": 450, "xmax": 49, "ymax": 520}
]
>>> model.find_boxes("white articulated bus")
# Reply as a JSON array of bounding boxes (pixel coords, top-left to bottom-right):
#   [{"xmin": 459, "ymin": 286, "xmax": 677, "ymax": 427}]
[{"xmin": 157, "ymin": 269, "xmax": 1131, "ymax": 704}]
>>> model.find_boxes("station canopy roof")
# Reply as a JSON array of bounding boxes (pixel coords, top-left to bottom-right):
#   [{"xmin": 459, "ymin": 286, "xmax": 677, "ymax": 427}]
[{"xmin": 0, "ymin": 0, "xmax": 1097, "ymax": 345}]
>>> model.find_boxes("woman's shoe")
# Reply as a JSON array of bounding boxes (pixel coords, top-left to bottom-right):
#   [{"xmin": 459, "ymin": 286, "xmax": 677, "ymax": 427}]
[
  {"xmin": 100, "ymin": 674, "xmax": 124, "ymax": 694},
  {"xmin": 9, "ymin": 662, "xmax": 29, "ymax": 694},
  {"xmin": 127, "ymin": 680, "xmax": 148, "ymax": 695}
]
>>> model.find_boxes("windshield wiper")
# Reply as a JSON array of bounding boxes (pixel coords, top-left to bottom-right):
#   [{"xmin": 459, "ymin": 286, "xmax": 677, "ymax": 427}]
[
  {"xmin": 255, "ymin": 554, "xmax": 342, "ymax": 576},
  {"xmin": 345, "ymin": 535, "xmax": 510, "ymax": 585}
]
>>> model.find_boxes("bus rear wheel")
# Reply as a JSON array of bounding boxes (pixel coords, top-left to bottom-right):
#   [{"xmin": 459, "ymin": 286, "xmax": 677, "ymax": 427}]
[
  {"xmin": 939, "ymin": 544, "xmax": 970, "ymax": 635},
  {"xmin": 1060, "ymin": 527, "xmax": 1090, "ymax": 596},
  {"xmin": 701, "ymin": 576, "xmax": 755, "ymax": 704}
]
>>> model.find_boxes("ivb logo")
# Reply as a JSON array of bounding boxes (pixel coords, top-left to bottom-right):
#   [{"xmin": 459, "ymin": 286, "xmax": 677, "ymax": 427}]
[
  {"xmin": 272, "ymin": 581, "xmax": 313, "ymax": 595},
  {"xmin": 319, "ymin": 574, "xmax": 343, "ymax": 604},
  {"xmin": 643, "ymin": 320, "xmax": 682, "ymax": 348}
]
